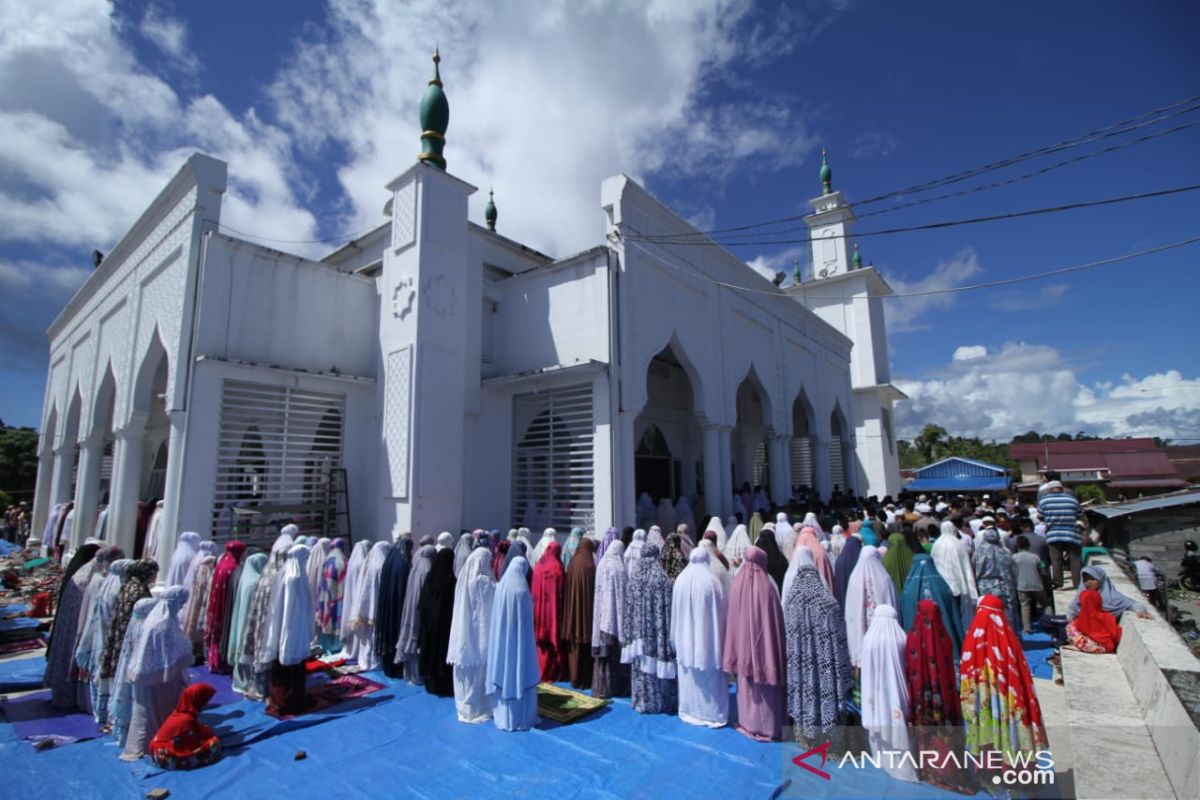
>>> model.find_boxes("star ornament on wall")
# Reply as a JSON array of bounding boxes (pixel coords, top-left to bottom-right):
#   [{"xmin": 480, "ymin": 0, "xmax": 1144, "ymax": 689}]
[
  {"xmin": 424, "ymin": 275, "xmax": 457, "ymax": 317},
  {"xmin": 392, "ymin": 277, "xmax": 415, "ymax": 320}
]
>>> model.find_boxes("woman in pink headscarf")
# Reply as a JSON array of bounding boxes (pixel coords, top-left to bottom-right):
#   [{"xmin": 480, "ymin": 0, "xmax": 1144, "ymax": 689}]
[
  {"xmin": 722, "ymin": 545, "xmax": 786, "ymax": 741},
  {"xmin": 798, "ymin": 527, "xmax": 834, "ymax": 592}
]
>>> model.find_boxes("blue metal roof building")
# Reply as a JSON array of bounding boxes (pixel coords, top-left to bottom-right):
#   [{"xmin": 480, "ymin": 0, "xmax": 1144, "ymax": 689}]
[{"xmin": 903, "ymin": 456, "xmax": 1010, "ymax": 492}]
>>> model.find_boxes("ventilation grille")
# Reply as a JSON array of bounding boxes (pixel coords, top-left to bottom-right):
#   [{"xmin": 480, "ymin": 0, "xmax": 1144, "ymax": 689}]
[
  {"xmin": 212, "ymin": 380, "xmax": 345, "ymax": 546},
  {"xmin": 512, "ymin": 384, "xmax": 595, "ymax": 532},
  {"xmin": 790, "ymin": 435, "xmax": 814, "ymax": 490}
]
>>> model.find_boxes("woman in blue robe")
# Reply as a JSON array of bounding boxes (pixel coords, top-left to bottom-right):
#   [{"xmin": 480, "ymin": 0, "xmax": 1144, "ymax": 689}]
[
  {"xmin": 487, "ymin": 556, "xmax": 540, "ymax": 731},
  {"xmin": 899, "ymin": 554, "xmax": 964, "ymax": 659}
]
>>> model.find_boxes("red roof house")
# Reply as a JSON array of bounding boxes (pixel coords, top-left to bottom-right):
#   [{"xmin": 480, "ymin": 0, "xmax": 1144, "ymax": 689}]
[{"xmin": 1008, "ymin": 439, "xmax": 1190, "ymax": 498}]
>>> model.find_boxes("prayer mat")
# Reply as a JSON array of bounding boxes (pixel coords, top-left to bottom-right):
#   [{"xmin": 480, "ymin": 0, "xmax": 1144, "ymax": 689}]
[
  {"xmin": 0, "ymin": 636, "xmax": 45, "ymax": 656},
  {"xmin": 536, "ymin": 683, "xmax": 610, "ymax": 724},
  {"xmin": 0, "ymin": 690, "xmax": 101, "ymax": 747},
  {"xmin": 264, "ymin": 674, "xmax": 385, "ymax": 720}
]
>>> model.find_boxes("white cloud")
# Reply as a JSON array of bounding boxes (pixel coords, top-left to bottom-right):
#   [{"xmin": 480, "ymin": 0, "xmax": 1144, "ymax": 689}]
[
  {"xmin": 952, "ymin": 345, "xmax": 987, "ymax": 362},
  {"xmin": 990, "ymin": 283, "xmax": 1069, "ymax": 312},
  {"xmin": 895, "ymin": 342, "xmax": 1200, "ymax": 442},
  {"xmin": 883, "ymin": 248, "xmax": 983, "ymax": 333},
  {"xmin": 138, "ymin": 2, "xmax": 201, "ymax": 76},
  {"xmin": 0, "ymin": 260, "xmax": 90, "ymax": 294},
  {"xmin": 0, "ymin": 0, "xmax": 317, "ymax": 257},
  {"xmin": 850, "ymin": 130, "xmax": 898, "ymax": 158},
  {"xmin": 266, "ymin": 0, "xmax": 831, "ymax": 257}
]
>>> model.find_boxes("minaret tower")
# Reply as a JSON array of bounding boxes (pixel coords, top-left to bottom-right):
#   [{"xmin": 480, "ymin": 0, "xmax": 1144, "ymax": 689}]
[{"xmin": 378, "ymin": 50, "xmax": 476, "ymax": 537}]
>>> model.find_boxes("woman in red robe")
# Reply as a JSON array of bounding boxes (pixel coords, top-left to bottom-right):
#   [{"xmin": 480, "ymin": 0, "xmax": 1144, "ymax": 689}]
[
  {"xmin": 532, "ymin": 540, "xmax": 567, "ymax": 681},
  {"xmin": 1065, "ymin": 588, "xmax": 1121, "ymax": 653},
  {"xmin": 149, "ymin": 683, "xmax": 221, "ymax": 770}
]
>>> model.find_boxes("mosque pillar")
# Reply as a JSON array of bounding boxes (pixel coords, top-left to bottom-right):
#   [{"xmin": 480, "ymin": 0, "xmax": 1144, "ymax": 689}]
[
  {"xmin": 157, "ymin": 409, "xmax": 187, "ymax": 564},
  {"xmin": 717, "ymin": 426, "xmax": 734, "ymax": 521},
  {"xmin": 31, "ymin": 449, "xmax": 55, "ymax": 546},
  {"xmin": 813, "ymin": 437, "xmax": 832, "ymax": 502},
  {"xmin": 615, "ymin": 410, "xmax": 639, "ymax": 528},
  {"xmin": 107, "ymin": 418, "xmax": 146, "ymax": 558},
  {"xmin": 46, "ymin": 439, "xmax": 77, "ymax": 554},
  {"xmin": 71, "ymin": 432, "xmax": 105, "ymax": 549},
  {"xmin": 701, "ymin": 424, "xmax": 721, "ymax": 525},
  {"xmin": 768, "ymin": 432, "xmax": 790, "ymax": 508}
]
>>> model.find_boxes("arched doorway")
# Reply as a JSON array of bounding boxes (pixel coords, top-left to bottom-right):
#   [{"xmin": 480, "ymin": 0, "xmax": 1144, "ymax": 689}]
[
  {"xmin": 790, "ymin": 389, "xmax": 816, "ymax": 494},
  {"xmin": 635, "ymin": 341, "xmax": 702, "ymax": 515},
  {"xmin": 732, "ymin": 368, "xmax": 773, "ymax": 507},
  {"xmin": 829, "ymin": 404, "xmax": 853, "ymax": 495}
]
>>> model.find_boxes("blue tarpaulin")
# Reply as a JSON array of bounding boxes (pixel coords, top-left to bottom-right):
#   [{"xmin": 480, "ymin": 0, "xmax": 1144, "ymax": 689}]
[{"xmin": 903, "ymin": 477, "xmax": 1009, "ymax": 492}]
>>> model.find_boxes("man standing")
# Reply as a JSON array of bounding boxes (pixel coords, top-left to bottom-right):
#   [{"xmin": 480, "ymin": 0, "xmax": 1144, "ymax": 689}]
[
  {"xmin": 1012, "ymin": 536, "xmax": 1047, "ymax": 634},
  {"xmin": 1038, "ymin": 480, "xmax": 1082, "ymax": 589}
]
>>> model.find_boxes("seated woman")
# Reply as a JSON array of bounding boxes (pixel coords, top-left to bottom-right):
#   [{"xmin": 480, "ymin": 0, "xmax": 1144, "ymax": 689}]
[
  {"xmin": 149, "ymin": 683, "xmax": 221, "ymax": 770},
  {"xmin": 1065, "ymin": 589, "xmax": 1122, "ymax": 654},
  {"xmin": 1067, "ymin": 565, "xmax": 1152, "ymax": 622}
]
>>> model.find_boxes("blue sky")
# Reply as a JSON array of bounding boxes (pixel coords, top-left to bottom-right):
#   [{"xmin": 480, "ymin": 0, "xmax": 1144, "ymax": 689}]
[{"xmin": 1, "ymin": 0, "xmax": 1197, "ymax": 442}]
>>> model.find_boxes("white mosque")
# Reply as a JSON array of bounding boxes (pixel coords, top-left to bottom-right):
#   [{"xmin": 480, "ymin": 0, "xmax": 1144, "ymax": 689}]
[{"xmin": 31, "ymin": 53, "xmax": 904, "ymax": 563}]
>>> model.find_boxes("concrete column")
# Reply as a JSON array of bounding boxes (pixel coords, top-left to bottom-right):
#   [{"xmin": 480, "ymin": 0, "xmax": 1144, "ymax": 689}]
[
  {"xmin": 107, "ymin": 424, "xmax": 146, "ymax": 557},
  {"xmin": 813, "ymin": 437, "xmax": 831, "ymax": 502},
  {"xmin": 30, "ymin": 450, "xmax": 55, "ymax": 545},
  {"xmin": 717, "ymin": 426, "xmax": 733, "ymax": 521},
  {"xmin": 615, "ymin": 410, "xmax": 638, "ymax": 528},
  {"xmin": 157, "ymin": 410, "xmax": 187, "ymax": 563},
  {"xmin": 701, "ymin": 424, "xmax": 721, "ymax": 524},
  {"xmin": 768, "ymin": 433, "xmax": 790, "ymax": 508},
  {"xmin": 71, "ymin": 433, "xmax": 105, "ymax": 548},
  {"xmin": 46, "ymin": 441, "xmax": 76, "ymax": 554}
]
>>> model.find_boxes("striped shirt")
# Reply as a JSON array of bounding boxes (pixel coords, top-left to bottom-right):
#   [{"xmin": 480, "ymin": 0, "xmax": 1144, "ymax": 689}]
[{"xmin": 1038, "ymin": 492, "xmax": 1081, "ymax": 546}]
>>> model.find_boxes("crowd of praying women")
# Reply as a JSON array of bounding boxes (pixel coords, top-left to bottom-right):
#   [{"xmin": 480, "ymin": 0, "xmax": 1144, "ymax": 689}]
[{"xmin": 41, "ymin": 490, "xmax": 1150, "ymax": 786}]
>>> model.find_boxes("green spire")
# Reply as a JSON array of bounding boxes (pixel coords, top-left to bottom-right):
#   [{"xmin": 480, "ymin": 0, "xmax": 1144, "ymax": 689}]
[
  {"xmin": 792, "ymin": 258, "xmax": 803, "ymax": 284},
  {"xmin": 820, "ymin": 147, "xmax": 832, "ymax": 194},
  {"xmin": 852, "ymin": 243, "xmax": 862, "ymax": 269},
  {"xmin": 418, "ymin": 48, "xmax": 449, "ymax": 169},
  {"xmin": 485, "ymin": 188, "xmax": 497, "ymax": 231}
]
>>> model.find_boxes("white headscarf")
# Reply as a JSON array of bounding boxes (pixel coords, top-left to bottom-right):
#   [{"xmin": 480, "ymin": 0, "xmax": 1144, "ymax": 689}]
[
  {"xmin": 703, "ymin": 516, "xmax": 727, "ymax": 550},
  {"xmin": 165, "ymin": 532, "xmax": 201, "ymax": 588},
  {"xmin": 624, "ymin": 530, "xmax": 646, "ymax": 577},
  {"xmin": 829, "ymin": 525, "xmax": 846, "ymax": 558},
  {"xmin": 843, "ymin": 545, "xmax": 897, "ymax": 667},
  {"xmin": 338, "ymin": 540, "xmax": 370, "ymax": 640},
  {"xmin": 446, "ymin": 547, "xmax": 496, "ymax": 668},
  {"xmin": 529, "ymin": 527, "xmax": 557, "ymax": 565},
  {"xmin": 724, "ymin": 524, "xmax": 751, "ymax": 565},
  {"xmin": 801, "ymin": 512, "xmax": 826, "ymax": 540},
  {"xmin": 128, "ymin": 586, "xmax": 192, "ymax": 685},
  {"xmin": 307, "ymin": 538, "xmax": 331, "ymax": 601},
  {"xmin": 453, "ymin": 533, "xmax": 474, "ymax": 577},
  {"xmin": 670, "ymin": 549, "xmax": 726, "ymax": 672},
  {"xmin": 781, "ymin": 546, "xmax": 816, "ymax": 603},
  {"xmin": 859, "ymin": 604, "xmax": 916, "ymax": 783},
  {"xmin": 646, "ymin": 525, "xmax": 666, "ymax": 551},
  {"xmin": 436, "ymin": 531, "xmax": 454, "ymax": 551},
  {"xmin": 931, "ymin": 521, "xmax": 978, "ymax": 599},
  {"xmin": 699, "ymin": 539, "xmax": 731, "ymax": 595},
  {"xmin": 593, "ymin": 541, "xmax": 626, "ymax": 649},
  {"xmin": 269, "ymin": 544, "xmax": 314, "ymax": 666}
]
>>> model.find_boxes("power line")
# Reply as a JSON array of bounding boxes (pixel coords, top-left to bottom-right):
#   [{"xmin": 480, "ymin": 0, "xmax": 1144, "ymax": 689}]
[
  {"xmin": 640, "ymin": 94, "xmax": 1200, "ymax": 242},
  {"xmin": 619, "ymin": 230, "xmax": 1200, "ymax": 300},
  {"xmin": 623, "ymin": 183, "xmax": 1200, "ymax": 249}
]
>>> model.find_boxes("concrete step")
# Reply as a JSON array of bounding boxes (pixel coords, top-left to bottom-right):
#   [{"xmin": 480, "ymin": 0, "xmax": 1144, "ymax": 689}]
[{"xmin": 1060, "ymin": 647, "xmax": 1177, "ymax": 799}]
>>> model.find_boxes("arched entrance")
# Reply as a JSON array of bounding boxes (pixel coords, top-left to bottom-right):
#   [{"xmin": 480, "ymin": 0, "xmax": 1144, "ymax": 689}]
[
  {"xmin": 829, "ymin": 403, "xmax": 853, "ymax": 495},
  {"xmin": 790, "ymin": 389, "xmax": 816, "ymax": 493},
  {"xmin": 634, "ymin": 342, "xmax": 703, "ymax": 518},
  {"xmin": 732, "ymin": 368, "xmax": 774, "ymax": 507}
]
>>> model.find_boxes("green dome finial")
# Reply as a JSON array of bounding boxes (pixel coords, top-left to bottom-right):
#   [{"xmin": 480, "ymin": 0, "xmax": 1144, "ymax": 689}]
[
  {"xmin": 485, "ymin": 188, "xmax": 497, "ymax": 231},
  {"xmin": 792, "ymin": 258, "xmax": 803, "ymax": 284},
  {"xmin": 419, "ymin": 48, "xmax": 449, "ymax": 170},
  {"xmin": 820, "ymin": 147, "xmax": 832, "ymax": 194},
  {"xmin": 852, "ymin": 243, "xmax": 862, "ymax": 269}
]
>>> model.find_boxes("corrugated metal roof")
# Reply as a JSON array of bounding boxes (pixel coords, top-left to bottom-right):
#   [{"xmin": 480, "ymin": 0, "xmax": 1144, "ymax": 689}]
[
  {"xmin": 904, "ymin": 476, "xmax": 1010, "ymax": 492},
  {"xmin": 915, "ymin": 456, "xmax": 1008, "ymax": 479},
  {"xmin": 1009, "ymin": 438, "xmax": 1159, "ymax": 458},
  {"xmin": 1087, "ymin": 488, "xmax": 1200, "ymax": 518}
]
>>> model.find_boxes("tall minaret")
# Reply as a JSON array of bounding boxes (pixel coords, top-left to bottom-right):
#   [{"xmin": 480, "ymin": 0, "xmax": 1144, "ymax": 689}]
[
  {"xmin": 377, "ymin": 50, "xmax": 476, "ymax": 538},
  {"xmin": 806, "ymin": 150, "xmax": 857, "ymax": 279},
  {"xmin": 788, "ymin": 149, "xmax": 905, "ymax": 499}
]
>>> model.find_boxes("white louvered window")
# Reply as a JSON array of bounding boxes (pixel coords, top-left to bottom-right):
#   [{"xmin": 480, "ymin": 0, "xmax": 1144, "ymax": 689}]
[
  {"xmin": 212, "ymin": 380, "xmax": 345, "ymax": 544},
  {"xmin": 790, "ymin": 436, "xmax": 814, "ymax": 490},
  {"xmin": 752, "ymin": 439, "xmax": 769, "ymax": 487},
  {"xmin": 828, "ymin": 435, "xmax": 846, "ymax": 493},
  {"xmin": 512, "ymin": 384, "xmax": 594, "ymax": 532}
]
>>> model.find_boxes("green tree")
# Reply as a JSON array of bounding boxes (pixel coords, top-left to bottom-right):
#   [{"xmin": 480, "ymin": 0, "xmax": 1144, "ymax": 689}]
[
  {"xmin": 1074, "ymin": 484, "xmax": 1106, "ymax": 504},
  {"xmin": 914, "ymin": 424, "xmax": 948, "ymax": 464},
  {"xmin": 0, "ymin": 420, "xmax": 39, "ymax": 500}
]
